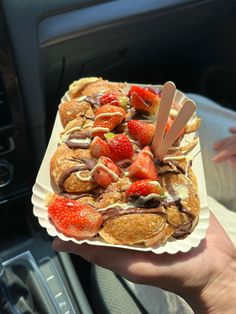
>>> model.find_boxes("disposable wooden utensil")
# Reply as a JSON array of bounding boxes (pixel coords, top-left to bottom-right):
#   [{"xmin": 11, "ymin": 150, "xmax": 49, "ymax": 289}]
[
  {"xmin": 154, "ymin": 99, "xmax": 196, "ymax": 161},
  {"xmin": 151, "ymin": 81, "xmax": 176, "ymax": 152}
]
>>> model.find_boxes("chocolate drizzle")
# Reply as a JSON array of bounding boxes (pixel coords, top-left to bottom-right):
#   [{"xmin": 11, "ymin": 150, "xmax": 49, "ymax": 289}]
[
  {"xmin": 84, "ymin": 96, "xmax": 100, "ymax": 108},
  {"xmin": 128, "ymin": 194, "xmax": 161, "ymax": 208},
  {"xmin": 102, "ymin": 206, "xmax": 167, "ymax": 223},
  {"xmin": 58, "ymin": 158, "xmax": 97, "ymax": 190},
  {"xmin": 167, "ymin": 200, "xmax": 195, "ymax": 239},
  {"xmin": 65, "ymin": 131, "xmax": 91, "ymax": 149},
  {"xmin": 157, "ymin": 160, "xmax": 186, "ymax": 176},
  {"xmin": 116, "ymin": 159, "xmax": 132, "ymax": 169}
]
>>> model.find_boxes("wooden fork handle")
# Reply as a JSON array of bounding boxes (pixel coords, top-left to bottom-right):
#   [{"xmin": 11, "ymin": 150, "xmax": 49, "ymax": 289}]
[{"xmin": 155, "ymin": 99, "xmax": 196, "ymax": 161}]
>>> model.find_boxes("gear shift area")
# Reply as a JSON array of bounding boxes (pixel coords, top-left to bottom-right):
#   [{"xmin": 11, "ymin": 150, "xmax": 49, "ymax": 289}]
[{"xmin": 0, "ymin": 251, "xmax": 77, "ymax": 314}]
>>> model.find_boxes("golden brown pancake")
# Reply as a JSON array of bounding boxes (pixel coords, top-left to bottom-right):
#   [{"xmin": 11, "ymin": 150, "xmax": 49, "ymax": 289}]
[
  {"xmin": 50, "ymin": 143, "xmax": 97, "ymax": 193},
  {"xmin": 59, "ymin": 100, "xmax": 94, "ymax": 128},
  {"xmin": 69, "ymin": 77, "xmax": 126, "ymax": 99}
]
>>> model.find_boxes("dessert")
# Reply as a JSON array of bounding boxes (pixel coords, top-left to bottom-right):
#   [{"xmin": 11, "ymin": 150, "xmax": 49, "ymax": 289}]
[{"xmin": 47, "ymin": 77, "xmax": 201, "ymax": 247}]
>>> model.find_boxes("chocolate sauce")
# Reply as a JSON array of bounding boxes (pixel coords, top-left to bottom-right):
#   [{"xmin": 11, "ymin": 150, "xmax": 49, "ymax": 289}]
[
  {"xmin": 116, "ymin": 160, "xmax": 132, "ymax": 169},
  {"xmin": 84, "ymin": 96, "xmax": 100, "ymax": 108},
  {"xmin": 65, "ymin": 131, "xmax": 91, "ymax": 149},
  {"xmin": 102, "ymin": 206, "xmax": 167, "ymax": 223},
  {"xmin": 58, "ymin": 158, "xmax": 97, "ymax": 190},
  {"xmin": 68, "ymin": 131, "xmax": 90, "ymax": 140},
  {"xmin": 65, "ymin": 140, "xmax": 90, "ymax": 149},
  {"xmin": 128, "ymin": 194, "xmax": 161, "ymax": 208},
  {"xmin": 81, "ymin": 157, "xmax": 97, "ymax": 170},
  {"xmin": 169, "ymin": 200, "xmax": 195, "ymax": 238},
  {"xmin": 156, "ymin": 160, "xmax": 186, "ymax": 176}
]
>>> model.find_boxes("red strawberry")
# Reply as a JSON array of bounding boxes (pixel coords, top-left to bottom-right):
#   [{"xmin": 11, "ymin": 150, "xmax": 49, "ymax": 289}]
[
  {"xmin": 90, "ymin": 136, "xmax": 112, "ymax": 159},
  {"xmin": 100, "ymin": 93, "xmax": 120, "ymax": 107},
  {"xmin": 129, "ymin": 85, "xmax": 160, "ymax": 114},
  {"xmin": 165, "ymin": 116, "xmax": 184, "ymax": 137},
  {"xmin": 105, "ymin": 133, "xmax": 133, "ymax": 162},
  {"xmin": 93, "ymin": 104, "xmax": 126, "ymax": 137},
  {"xmin": 48, "ymin": 197, "xmax": 103, "ymax": 239},
  {"xmin": 128, "ymin": 120, "xmax": 155, "ymax": 146},
  {"xmin": 126, "ymin": 179, "xmax": 164, "ymax": 198},
  {"xmin": 93, "ymin": 156, "xmax": 121, "ymax": 186},
  {"xmin": 128, "ymin": 147, "xmax": 158, "ymax": 180},
  {"xmin": 100, "ymin": 93, "xmax": 130, "ymax": 109}
]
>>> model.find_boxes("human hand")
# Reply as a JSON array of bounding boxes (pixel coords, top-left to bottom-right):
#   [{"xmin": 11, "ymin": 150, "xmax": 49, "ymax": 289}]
[
  {"xmin": 212, "ymin": 127, "xmax": 236, "ymax": 167},
  {"xmin": 53, "ymin": 213, "xmax": 236, "ymax": 314}
]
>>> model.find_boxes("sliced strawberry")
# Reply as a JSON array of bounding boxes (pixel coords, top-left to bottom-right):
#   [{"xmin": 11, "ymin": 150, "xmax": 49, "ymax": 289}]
[
  {"xmin": 128, "ymin": 147, "xmax": 158, "ymax": 180},
  {"xmin": 105, "ymin": 133, "xmax": 133, "ymax": 162},
  {"xmin": 93, "ymin": 104, "xmax": 126, "ymax": 137},
  {"xmin": 126, "ymin": 179, "xmax": 163, "ymax": 198},
  {"xmin": 100, "ymin": 93, "xmax": 120, "ymax": 107},
  {"xmin": 128, "ymin": 120, "xmax": 155, "ymax": 147},
  {"xmin": 129, "ymin": 85, "xmax": 160, "ymax": 115},
  {"xmin": 93, "ymin": 156, "xmax": 121, "ymax": 186},
  {"xmin": 90, "ymin": 136, "xmax": 112, "ymax": 159},
  {"xmin": 48, "ymin": 197, "xmax": 103, "ymax": 239},
  {"xmin": 100, "ymin": 93, "xmax": 130, "ymax": 109},
  {"xmin": 165, "ymin": 116, "xmax": 184, "ymax": 137}
]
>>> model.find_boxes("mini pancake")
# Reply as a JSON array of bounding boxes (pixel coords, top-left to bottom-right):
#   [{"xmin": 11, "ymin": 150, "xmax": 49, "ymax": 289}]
[
  {"xmin": 99, "ymin": 212, "xmax": 171, "ymax": 246},
  {"xmin": 50, "ymin": 143, "xmax": 97, "ymax": 193},
  {"xmin": 159, "ymin": 171, "xmax": 200, "ymax": 238},
  {"xmin": 69, "ymin": 77, "xmax": 127, "ymax": 99},
  {"xmin": 59, "ymin": 99, "xmax": 94, "ymax": 128}
]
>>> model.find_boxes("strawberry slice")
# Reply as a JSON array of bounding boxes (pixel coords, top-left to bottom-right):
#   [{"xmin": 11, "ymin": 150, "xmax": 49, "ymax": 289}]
[
  {"xmin": 105, "ymin": 133, "xmax": 134, "ymax": 162},
  {"xmin": 90, "ymin": 136, "xmax": 112, "ymax": 159},
  {"xmin": 48, "ymin": 197, "xmax": 103, "ymax": 239},
  {"xmin": 165, "ymin": 116, "xmax": 184, "ymax": 137},
  {"xmin": 100, "ymin": 93, "xmax": 120, "ymax": 107},
  {"xmin": 126, "ymin": 179, "xmax": 164, "ymax": 198},
  {"xmin": 93, "ymin": 104, "xmax": 126, "ymax": 137},
  {"xmin": 129, "ymin": 85, "xmax": 160, "ymax": 115},
  {"xmin": 128, "ymin": 147, "xmax": 158, "ymax": 180},
  {"xmin": 128, "ymin": 120, "xmax": 155, "ymax": 146},
  {"xmin": 93, "ymin": 156, "xmax": 121, "ymax": 186}
]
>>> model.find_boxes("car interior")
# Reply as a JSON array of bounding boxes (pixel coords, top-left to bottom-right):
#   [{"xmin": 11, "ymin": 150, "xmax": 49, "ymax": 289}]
[{"xmin": 0, "ymin": 0, "xmax": 235, "ymax": 313}]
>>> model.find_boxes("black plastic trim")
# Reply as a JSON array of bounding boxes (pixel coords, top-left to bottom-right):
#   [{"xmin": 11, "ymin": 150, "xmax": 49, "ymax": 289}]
[{"xmin": 39, "ymin": 0, "xmax": 213, "ymax": 47}]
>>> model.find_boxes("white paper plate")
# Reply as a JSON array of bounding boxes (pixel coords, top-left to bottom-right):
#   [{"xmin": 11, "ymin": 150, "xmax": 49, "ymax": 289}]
[{"xmin": 32, "ymin": 83, "xmax": 209, "ymax": 254}]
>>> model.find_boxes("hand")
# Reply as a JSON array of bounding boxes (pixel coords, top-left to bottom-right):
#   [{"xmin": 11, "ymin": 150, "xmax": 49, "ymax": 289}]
[
  {"xmin": 53, "ymin": 213, "xmax": 236, "ymax": 314},
  {"xmin": 212, "ymin": 127, "xmax": 236, "ymax": 167}
]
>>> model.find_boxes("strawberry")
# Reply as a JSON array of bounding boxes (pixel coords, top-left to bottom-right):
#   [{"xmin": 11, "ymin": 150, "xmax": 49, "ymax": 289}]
[
  {"xmin": 93, "ymin": 156, "xmax": 121, "ymax": 186},
  {"xmin": 100, "ymin": 93, "xmax": 130, "ymax": 109},
  {"xmin": 129, "ymin": 85, "xmax": 160, "ymax": 115},
  {"xmin": 128, "ymin": 120, "xmax": 155, "ymax": 146},
  {"xmin": 90, "ymin": 136, "xmax": 112, "ymax": 159},
  {"xmin": 93, "ymin": 104, "xmax": 126, "ymax": 137},
  {"xmin": 48, "ymin": 197, "xmax": 103, "ymax": 239},
  {"xmin": 100, "ymin": 93, "xmax": 120, "ymax": 107},
  {"xmin": 105, "ymin": 133, "xmax": 133, "ymax": 162},
  {"xmin": 128, "ymin": 147, "xmax": 158, "ymax": 180},
  {"xmin": 126, "ymin": 179, "xmax": 164, "ymax": 198},
  {"xmin": 165, "ymin": 116, "xmax": 184, "ymax": 137}
]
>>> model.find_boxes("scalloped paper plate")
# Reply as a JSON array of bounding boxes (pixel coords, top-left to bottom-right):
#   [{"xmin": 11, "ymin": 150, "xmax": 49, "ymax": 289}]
[{"xmin": 32, "ymin": 84, "xmax": 209, "ymax": 254}]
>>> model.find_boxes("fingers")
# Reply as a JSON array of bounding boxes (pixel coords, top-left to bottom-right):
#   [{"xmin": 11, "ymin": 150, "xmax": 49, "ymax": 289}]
[
  {"xmin": 212, "ymin": 145, "xmax": 236, "ymax": 163},
  {"xmin": 229, "ymin": 127, "xmax": 236, "ymax": 134},
  {"xmin": 212, "ymin": 134, "xmax": 236, "ymax": 164},
  {"xmin": 228, "ymin": 156, "xmax": 236, "ymax": 168},
  {"xmin": 52, "ymin": 238, "xmax": 151, "ymax": 282},
  {"xmin": 213, "ymin": 137, "xmax": 231, "ymax": 151}
]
